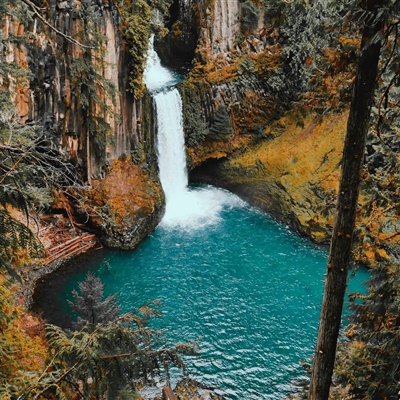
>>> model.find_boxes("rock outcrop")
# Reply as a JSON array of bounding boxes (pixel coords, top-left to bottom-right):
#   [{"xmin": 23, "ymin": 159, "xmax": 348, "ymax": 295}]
[
  {"xmin": 84, "ymin": 157, "xmax": 164, "ymax": 249},
  {"xmin": 191, "ymin": 112, "xmax": 346, "ymax": 243},
  {"xmin": 2, "ymin": 0, "xmax": 399, "ymax": 267},
  {"xmin": 209, "ymin": 0, "xmax": 240, "ymax": 54},
  {"xmin": 26, "ymin": 0, "xmax": 148, "ymax": 176},
  {"xmin": 172, "ymin": 0, "xmax": 400, "ymax": 269}
]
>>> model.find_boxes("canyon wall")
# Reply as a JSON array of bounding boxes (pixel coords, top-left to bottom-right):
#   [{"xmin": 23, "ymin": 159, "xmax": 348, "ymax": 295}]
[
  {"xmin": 27, "ymin": 1, "xmax": 152, "ymax": 176},
  {"xmin": 1, "ymin": 0, "xmax": 398, "ymax": 265},
  {"xmin": 177, "ymin": 0, "xmax": 400, "ymax": 268},
  {"xmin": 1, "ymin": 0, "xmax": 163, "ymax": 249}
]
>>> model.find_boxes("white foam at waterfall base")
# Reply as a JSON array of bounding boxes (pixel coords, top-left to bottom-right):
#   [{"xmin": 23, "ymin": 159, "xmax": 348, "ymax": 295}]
[
  {"xmin": 144, "ymin": 35, "xmax": 244, "ymax": 230},
  {"xmin": 154, "ymin": 89, "xmax": 244, "ymax": 230},
  {"xmin": 160, "ymin": 185, "xmax": 245, "ymax": 230}
]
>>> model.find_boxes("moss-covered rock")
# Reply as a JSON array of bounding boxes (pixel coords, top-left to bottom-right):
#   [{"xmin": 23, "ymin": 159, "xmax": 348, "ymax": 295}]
[
  {"xmin": 190, "ymin": 107, "xmax": 400, "ymax": 269},
  {"xmin": 191, "ymin": 111, "xmax": 347, "ymax": 243},
  {"xmin": 85, "ymin": 157, "xmax": 164, "ymax": 249}
]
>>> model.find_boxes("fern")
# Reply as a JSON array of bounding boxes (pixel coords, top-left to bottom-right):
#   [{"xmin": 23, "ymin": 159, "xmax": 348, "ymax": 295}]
[{"xmin": 0, "ymin": 208, "xmax": 44, "ymax": 268}]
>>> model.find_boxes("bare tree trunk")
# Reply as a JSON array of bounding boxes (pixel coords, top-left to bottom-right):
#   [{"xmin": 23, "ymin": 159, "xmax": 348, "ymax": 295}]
[
  {"xmin": 308, "ymin": 10, "xmax": 384, "ymax": 400},
  {"xmin": 87, "ymin": 128, "xmax": 92, "ymax": 186}
]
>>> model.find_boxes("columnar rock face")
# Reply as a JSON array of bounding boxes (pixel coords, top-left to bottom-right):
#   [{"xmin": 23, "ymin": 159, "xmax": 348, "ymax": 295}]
[
  {"xmin": 211, "ymin": 0, "xmax": 240, "ymax": 54},
  {"xmin": 1, "ymin": 0, "xmax": 163, "ymax": 250},
  {"xmin": 2, "ymin": 0, "xmax": 398, "ymax": 263},
  {"xmin": 176, "ymin": 0, "xmax": 400, "ymax": 268},
  {"xmin": 27, "ymin": 1, "xmax": 147, "ymax": 177},
  {"xmin": 1, "ymin": 0, "xmax": 158, "ymax": 179},
  {"xmin": 1, "ymin": 16, "xmax": 30, "ymax": 121}
]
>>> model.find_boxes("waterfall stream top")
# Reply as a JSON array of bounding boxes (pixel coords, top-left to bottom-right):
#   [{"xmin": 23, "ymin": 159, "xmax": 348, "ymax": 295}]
[{"xmin": 143, "ymin": 35, "xmax": 180, "ymax": 92}]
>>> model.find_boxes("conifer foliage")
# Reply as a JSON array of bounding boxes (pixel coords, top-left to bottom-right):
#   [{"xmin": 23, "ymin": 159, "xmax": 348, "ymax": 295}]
[
  {"xmin": 1, "ymin": 273, "xmax": 195, "ymax": 399},
  {"xmin": 335, "ymin": 264, "xmax": 400, "ymax": 399},
  {"xmin": 34, "ymin": 274, "xmax": 197, "ymax": 399},
  {"xmin": 69, "ymin": 272, "xmax": 120, "ymax": 330}
]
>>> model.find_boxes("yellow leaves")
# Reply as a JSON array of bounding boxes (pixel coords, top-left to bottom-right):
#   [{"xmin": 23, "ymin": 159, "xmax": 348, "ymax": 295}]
[
  {"xmin": 338, "ymin": 35, "xmax": 360, "ymax": 49},
  {"xmin": 363, "ymin": 248, "xmax": 377, "ymax": 263},
  {"xmin": 375, "ymin": 247, "xmax": 390, "ymax": 261},
  {"xmin": 254, "ymin": 44, "xmax": 282, "ymax": 78},
  {"xmin": 190, "ymin": 44, "xmax": 283, "ymax": 86},
  {"xmin": 171, "ymin": 22, "xmax": 184, "ymax": 38},
  {"xmin": 321, "ymin": 47, "xmax": 337, "ymax": 64},
  {"xmin": 0, "ymin": 274, "xmax": 47, "ymax": 384},
  {"xmin": 189, "ymin": 56, "xmax": 238, "ymax": 85}
]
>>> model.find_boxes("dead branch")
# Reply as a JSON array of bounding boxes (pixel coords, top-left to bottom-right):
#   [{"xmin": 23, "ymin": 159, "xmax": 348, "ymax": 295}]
[{"xmin": 22, "ymin": 0, "xmax": 93, "ymax": 49}]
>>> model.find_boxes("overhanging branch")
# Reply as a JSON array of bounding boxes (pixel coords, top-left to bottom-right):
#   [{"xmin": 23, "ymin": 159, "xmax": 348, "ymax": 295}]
[{"xmin": 22, "ymin": 0, "xmax": 93, "ymax": 49}]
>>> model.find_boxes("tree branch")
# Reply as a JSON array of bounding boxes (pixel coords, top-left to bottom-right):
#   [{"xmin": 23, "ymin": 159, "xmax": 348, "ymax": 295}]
[{"xmin": 22, "ymin": 0, "xmax": 93, "ymax": 49}]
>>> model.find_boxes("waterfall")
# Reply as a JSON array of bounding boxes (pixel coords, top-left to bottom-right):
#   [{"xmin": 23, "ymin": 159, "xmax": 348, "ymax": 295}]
[
  {"xmin": 154, "ymin": 90, "xmax": 188, "ymax": 197},
  {"xmin": 144, "ymin": 36, "xmax": 242, "ymax": 229}
]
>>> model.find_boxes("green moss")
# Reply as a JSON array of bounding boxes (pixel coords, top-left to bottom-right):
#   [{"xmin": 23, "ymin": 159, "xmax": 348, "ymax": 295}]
[{"xmin": 119, "ymin": 0, "xmax": 152, "ymax": 99}]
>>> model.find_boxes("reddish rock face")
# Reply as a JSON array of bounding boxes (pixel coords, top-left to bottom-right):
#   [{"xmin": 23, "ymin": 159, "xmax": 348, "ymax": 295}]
[
  {"xmin": 85, "ymin": 157, "xmax": 165, "ymax": 250},
  {"xmin": 1, "ymin": 2, "xmax": 163, "ymax": 252}
]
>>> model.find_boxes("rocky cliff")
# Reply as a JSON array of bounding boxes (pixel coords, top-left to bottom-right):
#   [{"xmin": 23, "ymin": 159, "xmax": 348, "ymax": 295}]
[
  {"xmin": 1, "ymin": 0, "xmax": 399, "ymax": 267},
  {"xmin": 1, "ymin": 0, "xmax": 164, "ymax": 250},
  {"xmin": 171, "ymin": 0, "xmax": 399, "ymax": 268},
  {"xmin": 6, "ymin": 0, "xmax": 149, "ymax": 174}
]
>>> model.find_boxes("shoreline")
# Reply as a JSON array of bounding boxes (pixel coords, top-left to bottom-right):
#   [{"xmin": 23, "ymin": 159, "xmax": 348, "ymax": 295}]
[{"xmin": 21, "ymin": 214, "xmax": 100, "ymax": 308}]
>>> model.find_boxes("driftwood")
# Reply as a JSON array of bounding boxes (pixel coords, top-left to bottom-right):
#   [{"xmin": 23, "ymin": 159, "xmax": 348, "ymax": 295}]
[{"xmin": 45, "ymin": 234, "xmax": 98, "ymax": 265}]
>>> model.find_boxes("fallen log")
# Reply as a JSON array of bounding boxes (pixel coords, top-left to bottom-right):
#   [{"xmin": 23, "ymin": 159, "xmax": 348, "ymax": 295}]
[
  {"xmin": 45, "ymin": 234, "xmax": 97, "ymax": 265},
  {"xmin": 47, "ymin": 234, "xmax": 95, "ymax": 255}
]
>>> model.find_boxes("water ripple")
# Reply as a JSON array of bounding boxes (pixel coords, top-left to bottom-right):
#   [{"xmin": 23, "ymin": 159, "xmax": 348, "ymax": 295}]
[{"xmin": 46, "ymin": 192, "xmax": 369, "ymax": 400}]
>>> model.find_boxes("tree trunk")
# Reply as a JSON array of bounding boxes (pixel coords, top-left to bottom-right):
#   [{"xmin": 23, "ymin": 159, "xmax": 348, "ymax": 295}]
[{"xmin": 308, "ymin": 11, "xmax": 384, "ymax": 400}]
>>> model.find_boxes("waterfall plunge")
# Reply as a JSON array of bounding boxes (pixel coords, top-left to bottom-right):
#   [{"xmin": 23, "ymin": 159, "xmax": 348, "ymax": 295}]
[{"xmin": 144, "ymin": 36, "xmax": 243, "ymax": 229}]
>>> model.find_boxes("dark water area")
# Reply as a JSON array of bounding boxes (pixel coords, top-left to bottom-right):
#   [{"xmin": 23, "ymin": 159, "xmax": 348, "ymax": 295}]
[{"xmin": 33, "ymin": 192, "xmax": 369, "ymax": 400}]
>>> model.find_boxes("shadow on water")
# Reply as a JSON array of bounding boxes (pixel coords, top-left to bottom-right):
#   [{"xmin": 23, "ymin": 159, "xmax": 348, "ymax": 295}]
[{"xmin": 32, "ymin": 247, "xmax": 113, "ymax": 329}]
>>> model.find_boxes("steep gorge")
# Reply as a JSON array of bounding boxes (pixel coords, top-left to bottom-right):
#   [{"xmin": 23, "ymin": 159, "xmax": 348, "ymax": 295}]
[
  {"xmin": 171, "ymin": 0, "xmax": 399, "ymax": 269},
  {"xmin": 2, "ymin": 0, "xmax": 399, "ymax": 269},
  {"xmin": 1, "ymin": 0, "xmax": 399, "ymax": 398}
]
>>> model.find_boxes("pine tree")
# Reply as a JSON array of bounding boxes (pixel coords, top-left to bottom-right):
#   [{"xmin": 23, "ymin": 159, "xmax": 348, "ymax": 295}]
[
  {"xmin": 69, "ymin": 272, "xmax": 120, "ymax": 330},
  {"xmin": 308, "ymin": 1, "xmax": 390, "ymax": 398},
  {"xmin": 35, "ymin": 275, "xmax": 197, "ymax": 400},
  {"xmin": 334, "ymin": 264, "xmax": 400, "ymax": 399}
]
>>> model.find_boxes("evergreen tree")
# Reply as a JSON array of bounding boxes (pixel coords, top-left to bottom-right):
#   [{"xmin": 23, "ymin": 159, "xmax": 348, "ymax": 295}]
[
  {"xmin": 9, "ymin": 275, "xmax": 196, "ymax": 399},
  {"xmin": 308, "ymin": 1, "xmax": 398, "ymax": 398},
  {"xmin": 69, "ymin": 272, "xmax": 120, "ymax": 330},
  {"xmin": 335, "ymin": 264, "xmax": 400, "ymax": 399},
  {"xmin": 37, "ymin": 275, "xmax": 196, "ymax": 400}
]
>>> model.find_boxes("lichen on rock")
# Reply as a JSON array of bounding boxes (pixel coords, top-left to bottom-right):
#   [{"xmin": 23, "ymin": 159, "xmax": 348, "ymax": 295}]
[
  {"xmin": 83, "ymin": 157, "xmax": 165, "ymax": 250},
  {"xmin": 191, "ymin": 111, "xmax": 347, "ymax": 243}
]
